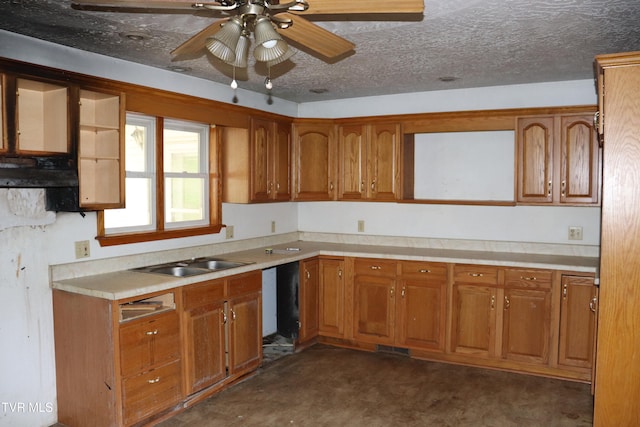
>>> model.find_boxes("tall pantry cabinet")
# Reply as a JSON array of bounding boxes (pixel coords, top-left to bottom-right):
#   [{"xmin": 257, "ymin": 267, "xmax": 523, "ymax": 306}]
[{"xmin": 594, "ymin": 51, "xmax": 640, "ymax": 427}]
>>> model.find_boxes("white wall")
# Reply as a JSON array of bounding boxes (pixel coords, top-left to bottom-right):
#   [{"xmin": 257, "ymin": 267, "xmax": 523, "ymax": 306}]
[{"xmin": 298, "ymin": 202, "xmax": 601, "ymax": 246}]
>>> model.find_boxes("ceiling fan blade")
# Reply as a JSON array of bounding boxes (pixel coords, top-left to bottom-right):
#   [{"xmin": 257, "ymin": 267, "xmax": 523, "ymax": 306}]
[
  {"xmin": 291, "ymin": 0, "xmax": 424, "ymax": 14},
  {"xmin": 171, "ymin": 18, "xmax": 228, "ymax": 57},
  {"xmin": 277, "ymin": 13, "xmax": 355, "ymax": 60},
  {"xmin": 71, "ymin": 0, "xmax": 223, "ymax": 11}
]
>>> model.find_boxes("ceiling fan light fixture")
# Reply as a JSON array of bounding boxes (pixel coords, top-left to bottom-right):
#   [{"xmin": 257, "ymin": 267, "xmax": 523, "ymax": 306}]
[
  {"xmin": 231, "ymin": 32, "xmax": 251, "ymax": 68},
  {"xmin": 206, "ymin": 17, "xmax": 243, "ymax": 64},
  {"xmin": 253, "ymin": 16, "xmax": 289, "ymax": 62}
]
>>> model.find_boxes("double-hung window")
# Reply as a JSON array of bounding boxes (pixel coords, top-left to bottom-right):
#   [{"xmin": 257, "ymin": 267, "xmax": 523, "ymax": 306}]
[{"xmin": 98, "ymin": 112, "xmax": 220, "ymax": 245}]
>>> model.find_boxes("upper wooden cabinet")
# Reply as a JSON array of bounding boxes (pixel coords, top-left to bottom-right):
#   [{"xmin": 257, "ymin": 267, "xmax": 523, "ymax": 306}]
[
  {"xmin": 77, "ymin": 88, "xmax": 125, "ymax": 209},
  {"xmin": 291, "ymin": 121, "xmax": 337, "ymax": 201},
  {"xmin": 338, "ymin": 123, "xmax": 401, "ymax": 201},
  {"xmin": 517, "ymin": 113, "xmax": 600, "ymax": 205},
  {"xmin": 223, "ymin": 117, "xmax": 291, "ymax": 203},
  {"xmin": 16, "ymin": 77, "xmax": 70, "ymax": 154}
]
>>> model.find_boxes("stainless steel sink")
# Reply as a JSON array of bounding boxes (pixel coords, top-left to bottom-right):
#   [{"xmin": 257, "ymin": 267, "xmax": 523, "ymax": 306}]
[
  {"xmin": 188, "ymin": 260, "xmax": 248, "ymax": 270},
  {"xmin": 133, "ymin": 257, "xmax": 253, "ymax": 277},
  {"xmin": 145, "ymin": 266, "xmax": 211, "ymax": 277}
]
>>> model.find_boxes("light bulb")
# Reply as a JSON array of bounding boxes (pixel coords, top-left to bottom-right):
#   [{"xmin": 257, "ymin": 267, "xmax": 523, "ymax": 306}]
[
  {"xmin": 262, "ymin": 40, "xmax": 277, "ymax": 49},
  {"xmin": 265, "ymin": 77, "xmax": 273, "ymax": 90},
  {"xmin": 230, "ymin": 79, "xmax": 238, "ymax": 89}
]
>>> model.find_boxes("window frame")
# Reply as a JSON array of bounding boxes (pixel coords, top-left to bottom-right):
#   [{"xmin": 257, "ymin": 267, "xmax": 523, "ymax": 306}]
[{"xmin": 97, "ymin": 113, "xmax": 222, "ymax": 246}]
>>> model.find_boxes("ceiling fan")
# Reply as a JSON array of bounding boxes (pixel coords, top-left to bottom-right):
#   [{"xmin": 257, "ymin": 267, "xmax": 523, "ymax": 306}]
[{"xmin": 71, "ymin": 0, "xmax": 424, "ymax": 88}]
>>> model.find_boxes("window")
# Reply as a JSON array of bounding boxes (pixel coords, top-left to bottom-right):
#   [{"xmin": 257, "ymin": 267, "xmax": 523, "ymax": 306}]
[{"xmin": 98, "ymin": 113, "xmax": 221, "ymax": 245}]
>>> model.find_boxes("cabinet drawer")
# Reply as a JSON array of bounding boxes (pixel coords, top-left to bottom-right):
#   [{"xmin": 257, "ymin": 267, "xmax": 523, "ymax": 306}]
[
  {"xmin": 399, "ymin": 261, "xmax": 448, "ymax": 280},
  {"xmin": 354, "ymin": 258, "xmax": 397, "ymax": 277},
  {"xmin": 119, "ymin": 311, "xmax": 180, "ymax": 377},
  {"xmin": 122, "ymin": 360, "xmax": 182, "ymax": 426},
  {"xmin": 505, "ymin": 269, "xmax": 552, "ymax": 289},
  {"xmin": 183, "ymin": 279, "xmax": 225, "ymax": 310},
  {"xmin": 454, "ymin": 265, "xmax": 499, "ymax": 285},
  {"xmin": 226, "ymin": 270, "xmax": 262, "ymax": 298}
]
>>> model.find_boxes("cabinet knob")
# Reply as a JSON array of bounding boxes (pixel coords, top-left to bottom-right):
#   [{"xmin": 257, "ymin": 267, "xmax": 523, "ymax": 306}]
[
  {"xmin": 231, "ymin": 309, "xmax": 236, "ymax": 321},
  {"xmin": 338, "ymin": 269, "xmax": 343, "ymax": 278}
]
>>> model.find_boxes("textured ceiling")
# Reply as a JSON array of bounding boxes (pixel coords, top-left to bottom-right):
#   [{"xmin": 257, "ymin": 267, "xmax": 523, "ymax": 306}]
[{"xmin": 1, "ymin": 0, "xmax": 639, "ymax": 103}]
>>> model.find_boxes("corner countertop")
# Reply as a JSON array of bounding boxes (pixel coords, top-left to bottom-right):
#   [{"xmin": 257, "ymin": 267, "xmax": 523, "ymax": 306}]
[{"xmin": 51, "ymin": 240, "xmax": 599, "ymax": 301}]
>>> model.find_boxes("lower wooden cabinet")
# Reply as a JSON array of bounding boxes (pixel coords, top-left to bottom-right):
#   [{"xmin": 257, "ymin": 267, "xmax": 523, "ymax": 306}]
[
  {"xmin": 558, "ymin": 275, "xmax": 598, "ymax": 370},
  {"xmin": 318, "ymin": 257, "xmax": 346, "ymax": 338},
  {"xmin": 353, "ymin": 258, "xmax": 397, "ymax": 344},
  {"xmin": 182, "ymin": 279, "xmax": 226, "ymax": 395},
  {"xmin": 501, "ymin": 269, "xmax": 553, "ymax": 364},
  {"xmin": 183, "ymin": 271, "xmax": 262, "ymax": 392},
  {"xmin": 54, "ymin": 270, "xmax": 262, "ymax": 427},
  {"xmin": 298, "ymin": 258, "xmax": 319, "ymax": 344},
  {"xmin": 451, "ymin": 266, "xmax": 553, "ymax": 364},
  {"xmin": 397, "ymin": 261, "xmax": 447, "ymax": 352},
  {"xmin": 451, "ymin": 265, "xmax": 500, "ymax": 357},
  {"xmin": 227, "ymin": 272, "xmax": 263, "ymax": 376},
  {"xmin": 352, "ymin": 258, "xmax": 448, "ymax": 352}
]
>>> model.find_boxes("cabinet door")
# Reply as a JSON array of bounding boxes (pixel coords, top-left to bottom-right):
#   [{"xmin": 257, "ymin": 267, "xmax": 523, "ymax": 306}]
[
  {"xmin": 560, "ymin": 115, "xmax": 600, "ymax": 204},
  {"xmin": 397, "ymin": 275, "xmax": 447, "ymax": 352},
  {"xmin": 559, "ymin": 275, "xmax": 597, "ymax": 369},
  {"xmin": 298, "ymin": 258, "xmax": 319, "ymax": 343},
  {"xmin": 517, "ymin": 116, "xmax": 554, "ymax": 203},
  {"xmin": 501, "ymin": 287, "xmax": 551, "ymax": 364},
  {"xmin": 292, "ymin": 122, "xmax": 336, "ymax": 200},
  {"xmin": 451, "ymin": 284, "xmax": 498, "ymax": 357},
  {"xmin": 273, "ymin": 120, "xmax": 291, "ymax": 201},
  {"xmin": 119, "ymin": 311, "xmax": 181, "ymax": 378},
  {"xmin": 337, "ymin": 124, "xmax": 366, "ymax": 200},
  {"xmin": 353, "ymin": 275, "xmax": 396, "ymax": 345},
  {"xmin": 250, "ymin": 117, "xmax": 271, "ymax": 201},
  {"xmin": 227, "ymin": 292, "xmax": 262, "ymax": 377},
  {"xmin": 318, "ymin": 258, "xmax": 345, "ymax": 337},
  {"xmin": 368, "ymin": 123, "xmax": 400, "ymax": 200},
  {"xmin": 183, "ymin": 302, "xmax": 226, "ymax": 395}
]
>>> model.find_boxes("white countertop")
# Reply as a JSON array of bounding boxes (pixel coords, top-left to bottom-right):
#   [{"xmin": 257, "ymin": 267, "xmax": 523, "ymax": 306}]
[{"xmin": 51, "ymin": 240, "xmax": 599, "ymax": 301}]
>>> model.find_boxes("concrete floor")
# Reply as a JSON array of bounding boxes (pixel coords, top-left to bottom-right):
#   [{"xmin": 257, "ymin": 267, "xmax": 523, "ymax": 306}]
[{"xmin": 159, "ymin": 344, "xmax": 593, "ymax": 427}]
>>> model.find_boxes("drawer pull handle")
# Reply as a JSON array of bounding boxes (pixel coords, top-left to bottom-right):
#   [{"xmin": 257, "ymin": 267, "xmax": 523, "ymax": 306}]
[
  {"xmin": 504, "ymin": 295, "xmax": 510, "ymax": 310},
  {"xmin": 490, "ymin": 295, "xmax": 495, "ymax": 309},
  {"xmin": 370, "ymin": 266, "xmax": 382, "ymax": 270},
  {"xmin": 562, "ymin": 284, "xmax": 568, "ymax": 299},
  {"xmin": 419, "ymin": 269, "xmax": 431, "ymax": 273},
  {"xmin": 145, "ymin": 330, "xmax": 158, "ymax": 336},
  {"xmin": 148, "ymin": 377, "xmax": 160, "ymax": 384},
  {"xmin": 520, "ymin": 276, "xmax": 537, "ymax": 281},
  {"xmin": 590, "ymin": 296, "xmax": 598, "ymax": 313},
  {"xmin": 468, "ymin": 273, "xmax": 484, "ymax": 277}
]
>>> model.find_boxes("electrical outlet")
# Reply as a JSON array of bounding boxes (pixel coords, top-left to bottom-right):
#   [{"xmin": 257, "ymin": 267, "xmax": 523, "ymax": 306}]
[
  {"xmin": 357, "ymin": 220, "xmax": 365, "ymax": 233},
  {"xmin": 226, "ymin": 225, "xmax": 234, "ymax": 239},
  {"xmin": 568, "ymin": 226, "xmax": 583, "ymax": 240},
  {"xmin": 271, "ymin": 221, "xmax": 276, "ymax": 233},
  {"xmin": 74, "ymin": 240, "xmax": 90, "ymax": 259}
]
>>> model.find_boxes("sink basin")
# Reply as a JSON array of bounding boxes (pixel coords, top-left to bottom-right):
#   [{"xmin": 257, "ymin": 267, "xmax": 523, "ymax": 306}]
[
  {"xmin": 133, "ymin": 257, "xmax": 253, "ymax": 277},
  {"xmin": 188, "ymin": 260, "xmax": 248, "ymax": 270},
  {"xmin": 146, "ymin": 266, "xmax": 211, "ymax": 277}
]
